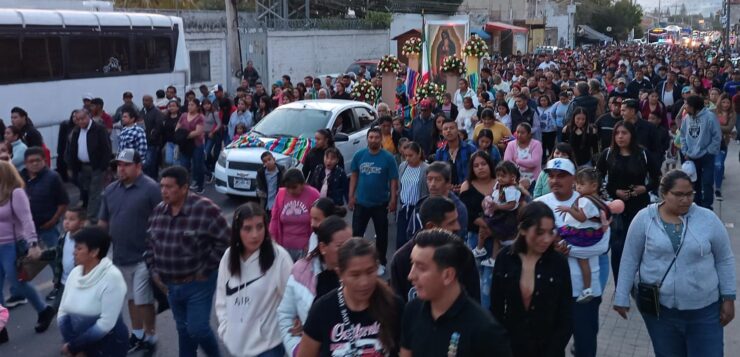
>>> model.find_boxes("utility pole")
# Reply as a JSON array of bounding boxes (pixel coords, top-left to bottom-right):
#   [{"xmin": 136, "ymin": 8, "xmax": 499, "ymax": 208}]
[{"xmin": 225, "ymin": 0, "xmax": 242, "ymax": 92}]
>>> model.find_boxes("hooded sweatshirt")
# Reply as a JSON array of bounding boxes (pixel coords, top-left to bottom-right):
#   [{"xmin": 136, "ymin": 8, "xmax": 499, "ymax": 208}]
[
  {"xmin": 680, "ymin": 107, "xmax": 722, "ymax": 159},
  {"xmin": 215, "ymin": 243, "xmax": 293, "ymax": 357},
  {"xmin": 57, "ymin": 257, "xmax": 127, "ymax": 353},
  {"xmin": 615, "ymin": 203, "xmax": 736, "ymax": 310}
]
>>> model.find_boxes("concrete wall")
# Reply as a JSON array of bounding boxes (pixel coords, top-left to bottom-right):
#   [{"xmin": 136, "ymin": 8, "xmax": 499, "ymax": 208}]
[
  {"xmin": 185, "ymin": 32, "xmax": 228, "ymax": 91},
  {"xmin": 266, "ymin": 29, "xmax": 390, "ymax": 85}
]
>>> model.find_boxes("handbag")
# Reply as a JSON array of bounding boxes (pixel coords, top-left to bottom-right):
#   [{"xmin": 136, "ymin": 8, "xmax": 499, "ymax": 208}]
[
  {"xmin": 634, "ymin": 241, "xmax": 682, "ymax": 318},
  {"xmin": 9, "ymin": 193, "xmax": 29, "ymax": 259}
]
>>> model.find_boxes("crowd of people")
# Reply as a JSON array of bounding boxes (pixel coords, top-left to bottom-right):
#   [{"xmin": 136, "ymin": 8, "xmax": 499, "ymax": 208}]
[{"xmin": 0, "ymin": 41, "xmax": 737, "ymax": 357}]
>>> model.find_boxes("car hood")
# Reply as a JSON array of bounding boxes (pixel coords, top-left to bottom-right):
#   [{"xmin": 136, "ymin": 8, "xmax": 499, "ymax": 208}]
[{"xmin": 224, "ymin": 136, "xmax": 291, "ymax": 163}]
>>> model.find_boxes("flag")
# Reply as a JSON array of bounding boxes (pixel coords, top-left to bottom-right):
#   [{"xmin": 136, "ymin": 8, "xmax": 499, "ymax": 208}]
[
  {"xmin": 227, "ymin": 135, "xmax": 315, "ymax": 164},
  {"xmin": 405, "ymin": 68, "xmax": 420, "ymax": 99},
  {"xmin": 420, "ymin": 11, "xmax": 431, "ymax": 84}
]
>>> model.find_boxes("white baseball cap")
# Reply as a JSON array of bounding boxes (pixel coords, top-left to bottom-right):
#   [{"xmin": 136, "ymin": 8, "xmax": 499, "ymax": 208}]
[{"xmin": 544, "ymin": 158, "xmax": 576, "ymax": 175}]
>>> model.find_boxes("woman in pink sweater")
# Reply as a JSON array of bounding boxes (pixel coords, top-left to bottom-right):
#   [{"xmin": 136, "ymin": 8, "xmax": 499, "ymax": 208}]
[
  {"xmin": 504, "ymin": 122, "xmax": 543, "ymax": 191},
  {"xmin": 0, "ymin": 161, "xmax": 54, "ymax": 338},
  {"xmin": 269, "ymin": 169, "xmax": 320, "ymax": 261}
]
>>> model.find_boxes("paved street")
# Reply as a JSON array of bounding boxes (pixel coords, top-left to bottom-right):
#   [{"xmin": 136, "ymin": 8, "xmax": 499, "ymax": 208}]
[{"xmin": 2, "ymin": 145, "xmax": 740, "ymax": 356}]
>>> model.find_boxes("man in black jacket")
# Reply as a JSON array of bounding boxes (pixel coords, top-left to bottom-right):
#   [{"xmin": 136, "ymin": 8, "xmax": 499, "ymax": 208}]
[
  {"xmin": 390, "ymin": 195, "xmax": 480, "ymax": 304},
  {"xmin": 11, "ymin": 107, "xmax": 44, "ymax": 148},
  {"xmin": 621, "ymin": 99, "xmax": 659, "ymax": 160},
  {"xmin": 140, "ymin": 95, "xmax": 165, "ymax": 179},
  {"xmin": 510, "ymin": 94, "xmax": 536, "ymax": 132},
  {"xmin": 566, "ymin": 82, "xmax": 599, "ymax": 124},
  {"xmin": 626, "ymin": 67, "xmax": 653, "ymax": 99},
  {"xmin": 66, "ymin": 109, "xmax": 112, "ymax": 224}
]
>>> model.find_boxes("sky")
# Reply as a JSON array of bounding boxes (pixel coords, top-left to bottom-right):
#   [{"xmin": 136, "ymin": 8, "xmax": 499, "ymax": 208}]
[{"xmin": 636, "ymin": 0, "xmax": 722, "ymax": 16}]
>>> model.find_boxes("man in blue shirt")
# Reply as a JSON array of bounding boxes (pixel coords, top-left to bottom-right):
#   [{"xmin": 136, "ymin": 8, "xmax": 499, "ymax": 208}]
[
  {"xmin": 722, "ymin": 69, "xmax": 740, "ymax": 97},
  {"xmin": 434, "ymin": 118, "xmax": 477, "ymax": 188},
  {"xmin": 349, "ymin": 127, "xmax": 398, "ymax": 274}
]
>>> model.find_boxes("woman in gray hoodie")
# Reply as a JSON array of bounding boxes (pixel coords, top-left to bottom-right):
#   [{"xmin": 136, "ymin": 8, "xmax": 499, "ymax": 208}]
[{"xmin": 613, "ymin": 170, "xmax": 735, "ymax": 357}]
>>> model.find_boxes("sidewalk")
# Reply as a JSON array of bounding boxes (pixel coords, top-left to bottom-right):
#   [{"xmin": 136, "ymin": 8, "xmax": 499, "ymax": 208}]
[{"xmin": 580, "ymin": 143, "xmax": 740, "ymax": 356}]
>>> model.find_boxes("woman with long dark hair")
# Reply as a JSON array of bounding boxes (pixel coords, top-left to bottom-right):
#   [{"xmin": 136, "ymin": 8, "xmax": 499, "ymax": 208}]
[
  {"xmin": 491, "ymin": 202, "xmax": 572, "ymax": 357},
  {"xmin": 302, "ymin": 129, "xmax": 344, "ymax": 179},
  {"xmin": 459, "ymin": 150, "xmax": 497, "ymax": 308},
  {"xmin": 215, "ymin": 202, "xmax": 293, "ymax": 357},
  {"xmin": 396, "ymin": 142, "xmax": 428, "ymax": 249},
  {"xmin": 254, "ymin": 96, "xmax": 272, "ymax": 124},
  {"xmin": 298, "ymin": 238, "xmax": 402, "ymax": 357},
  {"xmin": 562, "ymin": 107, "xmax": 598, "ymax": 167},
  {"xmin": 596, "ymin": 120, "xmax": 660, "ymax": 280},
  {"xmin": 277, "ymin": 216, "xmax": 353, "ymax": 356},
  {"xmin": 163, "ymin": 99, "xmax": 180, "ymax": 166}
]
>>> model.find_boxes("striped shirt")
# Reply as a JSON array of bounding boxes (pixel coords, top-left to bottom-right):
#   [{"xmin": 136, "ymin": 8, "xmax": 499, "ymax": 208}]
[
  {"xmin": 399, "ymin": 165, "xmax": 423, "ymax": 206},
  {"xmin": 145, "ymin": 193, "xmax": 230, "ymax": 282},
  {"xmin": 118, "ymin": 125, "xmax": 148, "ymax": 164}
]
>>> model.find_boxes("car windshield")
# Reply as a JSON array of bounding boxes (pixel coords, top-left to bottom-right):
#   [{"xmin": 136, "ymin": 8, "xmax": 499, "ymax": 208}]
[{"xmin": 250, "ymin": 108, "xmax": 331, "ymax": 138}]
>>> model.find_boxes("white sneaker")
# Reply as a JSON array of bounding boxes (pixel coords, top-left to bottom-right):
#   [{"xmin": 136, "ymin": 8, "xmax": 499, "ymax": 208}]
[
  {"xmin": 377, "ymin": 264, "xmax": 386, "ymax": 276},
  {"xmin": 576, "ymin": 288, "xmax": 594, "ymax": 303},
  {"xmin": 472, "ymin": 247, "xmax": 488, "ymax": 258},
  {"xmin": 480, "ymin": 258, "xmax": 496, "ymax": 267}
]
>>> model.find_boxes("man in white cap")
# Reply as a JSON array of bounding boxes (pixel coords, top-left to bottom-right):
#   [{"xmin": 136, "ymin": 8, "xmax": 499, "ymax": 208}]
[
  {"xmin": 534, "ymin": 158, "xmax": 609, "ymax": 357},
  {"xmin": 82, "ymin": 93, "xmax": 94, "ymax": 111}
]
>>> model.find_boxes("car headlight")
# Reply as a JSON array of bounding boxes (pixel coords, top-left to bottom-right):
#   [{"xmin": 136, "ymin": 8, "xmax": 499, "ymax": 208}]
[{"xmin": 217, "ymin": 150, "xmax": 227, "ymax": 168}]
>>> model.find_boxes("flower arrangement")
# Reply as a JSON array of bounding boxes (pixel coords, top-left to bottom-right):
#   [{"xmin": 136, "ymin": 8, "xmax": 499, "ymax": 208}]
[
  {"xmin": 415, "ymin": 81, "xmax": 445, "ymax": 103},
  {"xmin": 440, "ymin": 55, "xmax": 466, "ymax": 76},
  {"xmin": 463, "ymin": 34, "xmax": 489, "ymax": 58},
  {"xmin": 377, "ymin": 55, "xmax": 401, "ymax": 73},
  {"xmin": 351, "ymin": 80, "xmax": 377, "ymax": 104},
  {"xmin": 401, "ymin": 37, "xmax": 422, "ymax": 56}
]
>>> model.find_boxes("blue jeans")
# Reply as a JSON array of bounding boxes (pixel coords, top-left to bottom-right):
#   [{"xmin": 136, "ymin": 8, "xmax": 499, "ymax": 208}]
[
  {"xmin": 572, "ymin": 296, "xmax": 601, "ymax": 357},
  {"xmin": 38, "ymin": 226, "xmax": 60, "ymax": 249},
  {"xmin": 144, "ymin": 145, "xmax": 161, "ymax": 179},
  {"xmin": 466, "ymin": 231, "xmax": 493, "ymax": 309},
  {"xmin": 167, "ymin": 272, "xmax": 221, "ymax": 357},
  {"xmin": 204, "ymin": 135, "xmax": 222, "ymax": 174},
  {"xmin": 690, "ymin": 154, "xmax": 715, "ymax": 210},
  {"xmin": 59, "ymin": 314, "xmax": 129, "ymax": 357},
  {"xmin": 0, "ymin": 243, "xmax": 47, "ymax": 312},
  {"xmin": 179, "ymin": 144, "xmax": 205, "ymax": 190},
  {"xmin": 642, "ymin": 301, "xmax": 723, "ymax": 357},
  {"xmin": 164, "ymin": 142, "xmax": 177, "ymax": 166},
  {"xmin": 714, "ymin": 149, "xmax": 727, "ymax": 191}
]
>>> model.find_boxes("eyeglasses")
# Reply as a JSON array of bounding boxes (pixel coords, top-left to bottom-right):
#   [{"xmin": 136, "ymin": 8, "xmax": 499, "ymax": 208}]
[{"xmin": 669, "ymin": 191, "xmax": 695, "ymax": 199}]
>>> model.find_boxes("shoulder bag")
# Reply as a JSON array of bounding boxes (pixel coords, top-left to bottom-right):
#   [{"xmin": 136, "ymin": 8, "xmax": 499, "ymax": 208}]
[{"xmin": 634, "ymin": 238, "xmax": 683, "ymax": 318}]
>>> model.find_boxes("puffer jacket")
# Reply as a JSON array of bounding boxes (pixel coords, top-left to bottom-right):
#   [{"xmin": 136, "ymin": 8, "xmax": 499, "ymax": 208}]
[{"xmin": 276, "ymin": 256, "xmax": 322, "ymax": 356}]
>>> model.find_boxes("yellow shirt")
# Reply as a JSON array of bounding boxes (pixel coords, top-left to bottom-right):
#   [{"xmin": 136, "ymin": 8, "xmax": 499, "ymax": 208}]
[
  {"xmin": 382, "ymin": 134, "xmax": 397, "ymax": 154},
  {"xmin": 473, "ymin": 122, "xmax": 512, "ymax": 144}
]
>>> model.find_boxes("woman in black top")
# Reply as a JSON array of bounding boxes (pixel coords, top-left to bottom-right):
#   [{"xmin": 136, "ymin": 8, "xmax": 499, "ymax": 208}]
[
  {"xmin": 302, "ymin": 129, "xmax": 344, "ymax": 179},
  {"xmin": 562, "ymin": 107, "xmax": 598, "ymax": 167},
  {"xmin": 596, "ymin": 120, "xmax": 660, "ymax": 280},
  {"xmin": 459, "ymin": 151, "xmax": 496, "ymax": 308},
  {"xmin": 491, "ymin": 202, "xmax": 572, "ymax": 357},
  {"xmin": 298, "ymin": 238, "xmax": 402, "ymax": 357}
]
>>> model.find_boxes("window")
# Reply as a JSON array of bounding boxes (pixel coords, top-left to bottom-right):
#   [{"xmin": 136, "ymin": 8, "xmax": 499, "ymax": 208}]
[
  {"xmin": 354, "ymin": 107, "xmax": 375, "ymax": 128},
  {"xmin": 190, "ymin": 50, "xmax": 210, "ymax": 83},
  {"xmin": 21, "ymin": 37, "xmax": 63, "ymax": 80},
  {"xmin": 68, "ymin": 37, "xmax": 101, "ymax": 76},
  {"xmin": 135, "ymin": 36, "xmax": 172, "ymax": 72},
  {"xmin": 99, "ymin": 37, "xmax": 131, "ymax": 74},
  {"xmin": 336, "ymin": 109, "xmax": 359, "ymax": 134},
  {"xmin": 0, "ymin": 38, "xmax": 22, "ymax": 83}
]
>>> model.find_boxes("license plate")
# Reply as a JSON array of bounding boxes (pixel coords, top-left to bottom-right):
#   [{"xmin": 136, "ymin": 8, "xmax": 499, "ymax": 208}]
[{"xmin": 233, "ymin": 178, "xmax": 251, "ymax": 189}]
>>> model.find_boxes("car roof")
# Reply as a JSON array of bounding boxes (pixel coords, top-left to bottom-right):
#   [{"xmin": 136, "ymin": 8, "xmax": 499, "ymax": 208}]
[{"xmin": 276, "ymin": 99, "xmax": 374, "ymax": 113}]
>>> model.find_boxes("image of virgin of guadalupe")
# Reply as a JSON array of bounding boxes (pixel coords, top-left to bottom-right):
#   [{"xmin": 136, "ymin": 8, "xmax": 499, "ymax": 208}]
[{"xmin": 435, "ymin": 29, "xmax": 457, "ymax": 78}]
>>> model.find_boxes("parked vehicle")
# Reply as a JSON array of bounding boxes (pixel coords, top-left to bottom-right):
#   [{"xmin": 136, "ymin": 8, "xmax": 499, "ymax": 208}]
[
  {"xmin": 214, "ymin": 100, "xmax": 376, "ymax": 197},
  {"xmin": 345, "ymin": 59, "xmax": 379, "ymax": 79}
]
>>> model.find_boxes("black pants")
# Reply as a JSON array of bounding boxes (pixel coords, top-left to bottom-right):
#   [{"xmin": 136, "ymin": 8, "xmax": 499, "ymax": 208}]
[
  {"xmin": 541, "ymin": 131, "xmax": 557, "ymax": 163},
  {"xmin": 352, "ymin": 203, "xmax": 389, "ymax": 265}
]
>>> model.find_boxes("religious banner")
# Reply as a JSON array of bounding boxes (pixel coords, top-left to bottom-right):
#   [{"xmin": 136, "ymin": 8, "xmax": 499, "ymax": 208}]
[{"xmin": 423, "ymin": 20, "xmax": 469, "ymax": 83}]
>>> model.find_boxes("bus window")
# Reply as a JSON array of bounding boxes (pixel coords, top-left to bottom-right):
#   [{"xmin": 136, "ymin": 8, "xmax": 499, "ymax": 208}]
[
  {"xmin": 100, "ymin": 37, "xmax": 131, "ymax": 74},
  {"xmin": 0, "ymin": 38, "xmax": 22, "ymax": 83},
  {"xmin": 135, "ymin": 36, "xmax": 172, "ymax": 72},
  {"xmin": 21, "ymin": 37, "xmax": 63, "ymax": 81},
  {"xmin": 68, "ymin": 37, "xmax": 102, "ymax": 76}
]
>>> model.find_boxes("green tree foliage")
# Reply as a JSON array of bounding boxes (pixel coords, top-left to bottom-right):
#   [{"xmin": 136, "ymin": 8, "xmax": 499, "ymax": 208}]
[{"xmin": 576, "ymin": 0, "xmax": 643, "ymax": 42}]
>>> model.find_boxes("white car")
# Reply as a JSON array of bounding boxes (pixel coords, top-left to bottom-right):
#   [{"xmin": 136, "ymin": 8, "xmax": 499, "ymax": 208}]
[{"xmin": 214, "ymin": 99, "xmax": 377, "ymax": 197}]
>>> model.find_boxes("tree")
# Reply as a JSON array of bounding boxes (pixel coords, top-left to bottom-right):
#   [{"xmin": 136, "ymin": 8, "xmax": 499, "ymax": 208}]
[
  {"xmin": 577, "ymin": 0, "xmax": 642, "ymax": 42},
  {"xmin": 680, "ymin": 3, "xmax": 687, "ymax": 17}
]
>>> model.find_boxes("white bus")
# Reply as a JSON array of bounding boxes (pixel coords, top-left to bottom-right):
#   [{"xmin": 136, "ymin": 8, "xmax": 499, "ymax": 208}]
[{"xmin": 0, "ymin": 9, "xmax": 189, "ymax": 162}]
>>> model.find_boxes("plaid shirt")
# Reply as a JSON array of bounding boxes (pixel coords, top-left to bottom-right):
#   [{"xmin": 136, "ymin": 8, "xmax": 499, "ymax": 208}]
[
  {"xmin": 118, "ymin": 125, "xmax": 148, "ymax": 163},
  {"xmin": 145, "ymin": 193, "xmax": 230, "ymax": 283}
]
